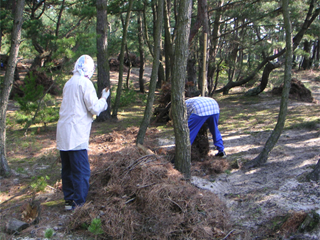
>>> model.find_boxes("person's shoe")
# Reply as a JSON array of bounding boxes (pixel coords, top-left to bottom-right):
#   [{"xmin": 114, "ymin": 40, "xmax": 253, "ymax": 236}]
[
  {"xmin": 215, "ymin": 151, "xmax": 227, "ymax": 158},
  {"xmin": 65, "ymin": 200, "xmax": 73, "ymax": 211}
]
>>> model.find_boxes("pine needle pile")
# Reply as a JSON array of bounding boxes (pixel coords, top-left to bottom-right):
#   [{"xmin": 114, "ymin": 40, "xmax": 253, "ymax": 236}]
[{"xmin": 67, "ymin": 128, "xmax": 231, "ymax": 239}]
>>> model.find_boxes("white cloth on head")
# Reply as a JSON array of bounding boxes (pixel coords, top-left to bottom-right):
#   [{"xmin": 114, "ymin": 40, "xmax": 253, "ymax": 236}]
[{"xmin": 73, "ymin": 55, "xmax": 95, "ymax": 79}]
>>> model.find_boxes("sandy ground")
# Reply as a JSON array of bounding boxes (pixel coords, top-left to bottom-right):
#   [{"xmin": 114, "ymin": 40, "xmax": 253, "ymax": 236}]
[{"xmin": 188, "ymin": 77, "xmax": 320, "ymax": 238}]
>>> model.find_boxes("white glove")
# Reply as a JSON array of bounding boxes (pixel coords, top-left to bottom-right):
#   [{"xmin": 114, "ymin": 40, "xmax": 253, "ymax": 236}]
[{"xmin": 102, "ymin": 88, "xmax": 110, "ymax": 99}]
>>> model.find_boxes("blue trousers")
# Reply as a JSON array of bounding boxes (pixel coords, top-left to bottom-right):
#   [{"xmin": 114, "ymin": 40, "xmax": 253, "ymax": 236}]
[
  {"xmin": 60, "ymin": 150, "xmax": 90, "ymax": 207},
  {"xmin": 188, "ymin": 113, "xmax": 224, "ymax": 152}
]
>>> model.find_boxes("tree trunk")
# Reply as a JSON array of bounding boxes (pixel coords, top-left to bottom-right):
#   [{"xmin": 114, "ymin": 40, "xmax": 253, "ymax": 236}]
[
  {"xmin": 55, "ymin": 0, "xmax": 66, "ymax": 37},
  {"xmin": 245, "ymin": 61, "xmax": 281, "ymax": 96},
  {"xmin": 0, "ymin": 28, "xmax": 2, "ymax": 53},
  {"xmin": 245, "ymin": 0, "xmax": 292, "ymax": 168},
  {"xmin": 142, "ymin": 0, "xmax": 154, "ymax": 57},
  {"xmin": 112, "ymin": 0, "xmax": 133, "ymax": 119},
  {"xmin": 125, "ymin": 44, "xmax": 132, "ymax": 89},
  {"xmin": 164, "ymin": 0, "xmax": 174, "ymax": 82},
  {"xmin": 207, "ymin": 0, "xmax": 223, "ymax": 95},
  {"xmin": 307, "ymin": 159, "xmax": 320, "ymax": 181},
  {"xmin": 157, "ymin": 60, "xmax": 165, "ymax": 88},
  {"xmin": 137, "ymin": 11, "xmax": 145, "ymax": 93},
  {"xmin": 187, "ymin": 57, "xmax": 197, "ymax": 84},
  {"xmin": 301, "ymin": 40, "xmax": 311, "ymax": 70},
  {"xmin": 0, "ymin": 0, "xmax": 25, "ymax": 177},
  {"xmin": 316, "ymin": 39, "xmax": 320, "ymax": 63},
  {"xmin": 171, "ymin": 0, "xmax": 192, "ymax": 180},
  {"xmin": 156, "ymin": 2, "xmax": 165, "ymax": 88},
  {"xmin": 136, "ymin": 0, "xmax": 163, "ymax": 145},
  {"xmin": 96, "ymin": 0, "xmax": 111, "ymax": 122}
]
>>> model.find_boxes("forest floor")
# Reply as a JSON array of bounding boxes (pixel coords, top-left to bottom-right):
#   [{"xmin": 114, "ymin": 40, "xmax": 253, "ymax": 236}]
[{"xmin": 0, "ymin": 67, "xmax": 320, "ymax": 240}]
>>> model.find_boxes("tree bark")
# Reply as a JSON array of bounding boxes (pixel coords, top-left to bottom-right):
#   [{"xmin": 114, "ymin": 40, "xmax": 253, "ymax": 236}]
[
  {"xmin": 55, "ymin": 0, "xmax": 65, "ymax": 37},
  {"xmin": 245, "ymin": 0, "xmax": 292, "ymax": 168},
  {"xmin": 164, "ymin": 0, "xmax": 174, "ymax": 82},
  {"xmin": 142, "ymin": 0, "xmax": 154, "ymax": 57},
  {"xmin": 125, "ymin": 44, "xmax": 132, "ymax": 89},
  {"xmin": 96, "ymin": 0, "xmax": 111, "ymax": 122},
  {"xmin": 301, "ymin": 40, "xmax": 311, "ymax": 70},
  {"xmin": 245, "ymin": 61, "xmax": 281, "ymax": 96},
  {"xmin": 136, "ymin": 0, "xmax": 163, "ymax": 145},
  {"xmin": 112, "ymin": 0, "xmax": 133, "ymax": 119},
  {"xmin": 207, "ymin": 0, "xmax": 223, "ymax": 95},
  {"xmin": 171, "ymin": 0, "xmax": 192, "ymax": 180},
  {"xmin": 137, "ymin": 11, "xmax": 145, "ymax": 93},
  {"xmin": 0, "ymin": 0, "xmax": 25, "ymax": 177}
]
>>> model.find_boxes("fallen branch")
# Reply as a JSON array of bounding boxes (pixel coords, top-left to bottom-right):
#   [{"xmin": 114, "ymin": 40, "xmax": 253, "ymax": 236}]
[{"xmin": 137, "ymin": 143, "xmax": 155, "ymax": 155}]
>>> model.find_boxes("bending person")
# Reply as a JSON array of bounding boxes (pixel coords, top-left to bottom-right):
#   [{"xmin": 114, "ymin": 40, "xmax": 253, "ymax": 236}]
[{"xmin": 186, "ymin": 97, "xmax": 226, "ymax": 157}]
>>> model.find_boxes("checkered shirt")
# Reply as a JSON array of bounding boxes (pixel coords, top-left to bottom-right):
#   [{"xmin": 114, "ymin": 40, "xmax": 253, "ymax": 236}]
[{"xmin": 186, "ymin": 97, "xmax": 220, "ymax": 119}]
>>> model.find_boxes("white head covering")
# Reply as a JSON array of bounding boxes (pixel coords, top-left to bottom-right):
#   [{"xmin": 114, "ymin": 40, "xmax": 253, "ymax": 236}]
[{"xmin": 73, "ymin": 55, "xmax": 95, "ymax": 79}]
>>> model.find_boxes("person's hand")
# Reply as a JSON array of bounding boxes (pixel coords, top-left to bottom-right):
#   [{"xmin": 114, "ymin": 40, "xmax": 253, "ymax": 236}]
[{"xmin": 102, "ymin": 88, "xmax": 110, "ymax": 100}]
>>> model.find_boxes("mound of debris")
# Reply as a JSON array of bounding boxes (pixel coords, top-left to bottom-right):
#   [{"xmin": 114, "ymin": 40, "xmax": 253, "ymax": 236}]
[
  {"xmin": 67, "ymin": 129, "xmax": 231, "ymax": 239},
  {"xmin": 118, "ymin": 52, "xmax": 141, "ymax": 67},
  {"xmin": 10, "ymin": 69, "xmax": 60, "ymax": 99},
  {"xmin": 153, "ymin": 82, "xmax": 201, "ymax": 124},
  {"xmin": 272, "ymin": 78, "xmax": 317, "ymax": 103}
]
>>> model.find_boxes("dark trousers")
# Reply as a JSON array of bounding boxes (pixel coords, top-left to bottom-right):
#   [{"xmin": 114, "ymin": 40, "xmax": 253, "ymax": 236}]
[
  {"xmin": 60, "ymin": 150, "xmax": 90, "ymax": 207},
  {"xmin": 188, "ymin": 113, "xmax": 224, "ymax": 152}
]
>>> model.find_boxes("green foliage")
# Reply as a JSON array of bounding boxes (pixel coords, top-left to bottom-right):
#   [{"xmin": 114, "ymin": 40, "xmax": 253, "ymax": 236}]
[
  {"xmin": 0, "ymin": 8, "xmax": 13, "ymax": 35},
  {"xmin": 44, "ymin": 228, "xmax": 55, "ymax": 238},
  {"xmin": 15, "ymin": 72, "xmax": 44, "ymax": 113},
  {"xmin": 16, "ymin": 167, "xmax": 27, "ymax": 174},
  {"xmin": 14, "ymin": 73, "xmax": 59, "ymax": 128},
  {"xmin": 31, "ymin": 175, "xmax": 49, "ymax": 193},
  {"xmin": 54, "ymin": 37, "xmax": 77, "ymax": 59},
  {"xmin": 111, "ymin": 88, "xmax": 143, "ymax": 108},
  {"xmin": 88, "ymin": 218, "xmax": 104, "ymax": 237},
  {"xmin": 81, "ymin": 222, "xmax": 89, "ymax": 229}
]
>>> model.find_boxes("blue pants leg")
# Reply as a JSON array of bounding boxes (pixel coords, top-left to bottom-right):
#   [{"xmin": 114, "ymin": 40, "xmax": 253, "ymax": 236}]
[
  {"xmin": 188, "ymin": 114, "xmax": 208, "ymax": 145},
  {"xmin": 60, "ymin": 150, "xmax": 91, "ymax": 206},
  {"xmin": 206, "ymin": 114, "xmax": 224, "ymax": 152}
]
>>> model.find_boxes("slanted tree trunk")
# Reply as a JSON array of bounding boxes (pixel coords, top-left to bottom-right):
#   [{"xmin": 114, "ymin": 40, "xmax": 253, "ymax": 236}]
[
  {"xmin": 245, "ymin": 61, "xmax": 281, "ymax": 96},
  {"xmin": 55, "ymin": 0, "xmax": 66, "ymax": 37},
  {"xmin": 0, "ymin": 0, "xmax": 25, "ymax": 177},
  {"xmin": 171, "ymin": 0, "xmax": 192, "ymax": 179},
  {"xmin": 112, "ymin": 0, "xmax": 133, "ymax": 119},
  {"xmin": 245, "ymin": 0, "xmax": 292, "ymax": 168},
  {"xmin": 136, "ymin": 0, "xmax": 163, "ymax": 145},
  {"xmin": 96, "ymin": 0, "xmax": 111, "ymax": 121}
]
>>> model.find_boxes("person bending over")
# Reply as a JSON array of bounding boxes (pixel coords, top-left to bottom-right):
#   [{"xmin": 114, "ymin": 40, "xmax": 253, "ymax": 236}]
[{"xmin": 186, "ymin": 97, "xmax": 226, "ymax": 157}]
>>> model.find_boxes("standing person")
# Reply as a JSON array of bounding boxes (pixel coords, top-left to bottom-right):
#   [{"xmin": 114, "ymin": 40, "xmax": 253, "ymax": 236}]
[
  {"xmin": 186, "ymin": 96, "xmax": 226, "ymax": 157},
  {"xmin": 56, "ymin": 55, "xmax": 110, "ymax": 210}
]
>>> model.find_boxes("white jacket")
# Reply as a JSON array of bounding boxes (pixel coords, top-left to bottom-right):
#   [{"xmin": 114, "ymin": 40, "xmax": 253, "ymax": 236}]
[{"xmin": 56, "ymin": 72, "xmax": 107, "ymax": 150}]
